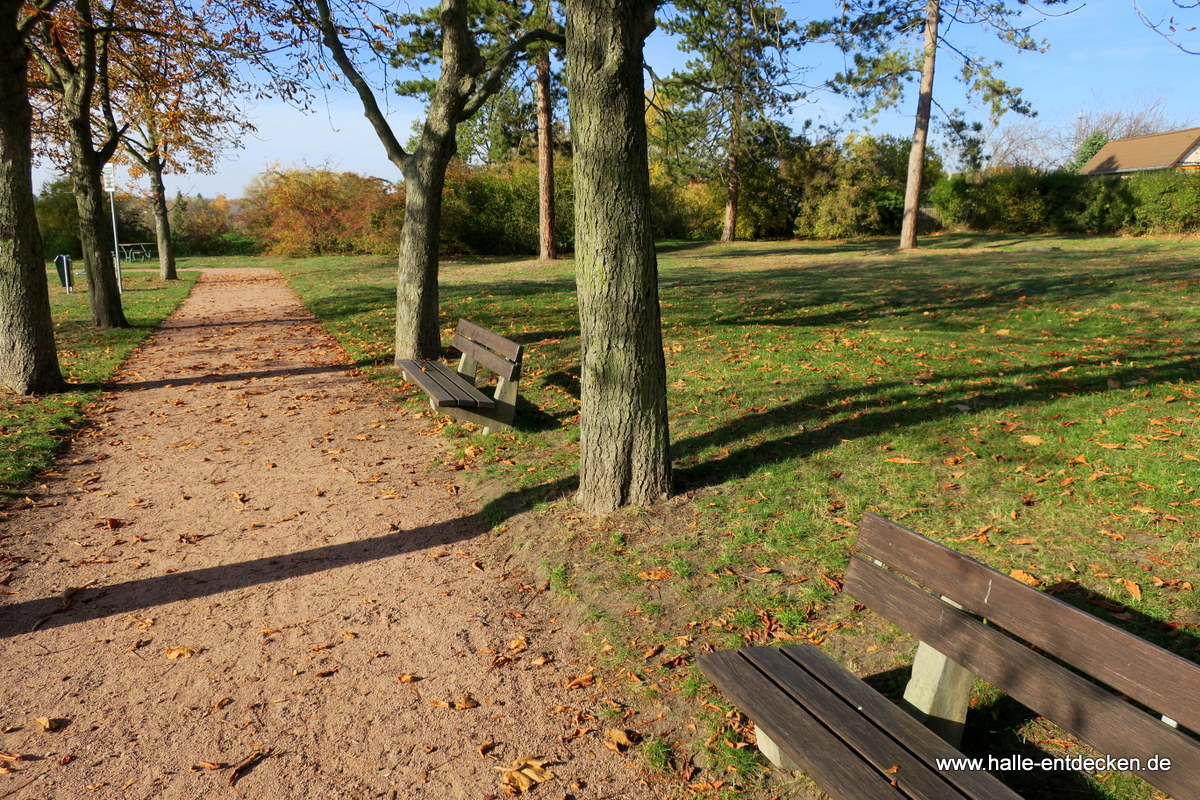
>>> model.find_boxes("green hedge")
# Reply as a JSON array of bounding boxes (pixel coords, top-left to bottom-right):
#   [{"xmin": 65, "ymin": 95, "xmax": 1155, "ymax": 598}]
[{"xmin": 930, "ymin": 169, "xmax": 1200, "ymax": 235}]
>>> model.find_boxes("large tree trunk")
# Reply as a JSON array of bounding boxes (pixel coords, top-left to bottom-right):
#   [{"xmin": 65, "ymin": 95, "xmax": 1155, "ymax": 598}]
[
  {"xmin": 69, "ymin": 142, "xmax": 128, "ymax": 328},
  {"xmin": 567, "ymin": 0, "xmax": 671, "ymax": 513},
  {"xmin": 394, "ymin": 148, "xmax": 453, "ymax": 361},
  {"xmin": 899, "ymin": 0, "xmax": 939, "ymax": 251},
  {"xmin": 0, "ymin": 13, "xmax": 65, "ymax": 394},
  {"xmin": 147, "ymin": 155, "xmax": 177, "ymax": 281},
  {"xmin": 535, "ymin": 46, "xmax": 556, "ymax": 261},
  {"xmin": 394, "ymin": 26, "xmax": 467, "ymax": 363}
]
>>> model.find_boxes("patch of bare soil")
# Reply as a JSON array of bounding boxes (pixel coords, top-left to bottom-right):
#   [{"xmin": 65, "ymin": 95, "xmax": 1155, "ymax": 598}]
[{"xmin": 0, "ymin": 269, "xmax": 665, "ymax": 800}]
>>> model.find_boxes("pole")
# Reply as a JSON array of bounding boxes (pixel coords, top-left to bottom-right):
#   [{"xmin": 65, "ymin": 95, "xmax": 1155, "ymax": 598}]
[{"xmin": 104, "ymin": 163, "xmax": 122, "ymax": 294}]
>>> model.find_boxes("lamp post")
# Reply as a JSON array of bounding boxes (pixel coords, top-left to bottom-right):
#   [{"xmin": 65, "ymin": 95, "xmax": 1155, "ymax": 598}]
[{"xmin": 103, "ymin": 163, "xmax": 122, "ymax": 294}]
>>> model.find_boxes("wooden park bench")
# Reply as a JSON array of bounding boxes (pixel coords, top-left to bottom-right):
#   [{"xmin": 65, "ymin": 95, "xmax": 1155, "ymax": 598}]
[
  {"xmin": 397, "ymin": 319, "xmax": 523, "ymax": 435},
  {"xmin": 698, "ymin": 513, "xmax": 1200, "ymax": 800}
]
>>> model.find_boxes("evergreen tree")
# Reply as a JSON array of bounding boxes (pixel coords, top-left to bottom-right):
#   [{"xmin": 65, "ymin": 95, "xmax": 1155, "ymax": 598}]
[
  {"xmin": 658, "ymin": 0, "xmax": 803, "ymax": 242},
  {"xmin": 821, "ymin": 0, "xmax": 1070, "ymax": 248},
  {"xmin": 1068, "ymin": 130, "xmax": 1109, "ymax": 173}
]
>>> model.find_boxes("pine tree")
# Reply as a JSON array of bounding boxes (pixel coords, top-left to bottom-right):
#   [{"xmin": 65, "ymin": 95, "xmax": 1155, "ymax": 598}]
[
  {"xmin": 822, "ymin": 0, "xmax": 1070, "ymax": 249},
  {"xmin": 658, "ymin": 0, "xmax": 802, "ymax": 242}
]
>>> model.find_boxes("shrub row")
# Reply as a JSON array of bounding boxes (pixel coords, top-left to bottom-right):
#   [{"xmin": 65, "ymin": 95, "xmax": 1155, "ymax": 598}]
[{"xmin": 931, "ymin": 168, "xmax": 1200, "ymax": 235}]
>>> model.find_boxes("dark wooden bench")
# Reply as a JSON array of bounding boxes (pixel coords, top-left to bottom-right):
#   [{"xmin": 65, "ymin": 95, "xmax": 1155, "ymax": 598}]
[
  {"xmin": 698, "ymin": 513, "xmax": 1200, "ymax": 800},
  {"xmin": 397, "ymin": 319, "xmax": 522, "ymax": 435}
]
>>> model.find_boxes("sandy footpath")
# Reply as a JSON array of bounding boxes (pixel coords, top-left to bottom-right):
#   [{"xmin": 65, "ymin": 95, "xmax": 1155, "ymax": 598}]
[{"xmin": 0, "ymin": 269, "xmax": 662, "ymax": 800}]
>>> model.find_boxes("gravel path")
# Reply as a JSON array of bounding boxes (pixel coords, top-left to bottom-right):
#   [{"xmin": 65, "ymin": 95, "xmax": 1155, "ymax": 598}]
[{"xmin": 0, "ymin": 269, "xmax": 661, "ymax": 800}]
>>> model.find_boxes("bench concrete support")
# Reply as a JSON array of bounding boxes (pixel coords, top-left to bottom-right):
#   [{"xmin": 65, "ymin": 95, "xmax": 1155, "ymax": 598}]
[
  {"xmin": 901, "ymin": 640, "xmax": 975, "ymax": 747},
  {"xmin": 756, "ymin": 727, "xmax": 799, "ymax": 771}
]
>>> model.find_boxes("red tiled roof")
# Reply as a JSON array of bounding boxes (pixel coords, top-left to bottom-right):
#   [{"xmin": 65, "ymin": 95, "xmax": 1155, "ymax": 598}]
[{"xmin": 1078, "ymin": 127, "xmax": 1200, "ymax": 175}]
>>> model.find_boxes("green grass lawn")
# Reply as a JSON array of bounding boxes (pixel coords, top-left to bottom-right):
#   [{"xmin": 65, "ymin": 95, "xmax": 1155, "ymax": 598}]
[
  {"xmin": 0, "ymin": 269, "xmax": 196, "ymax": 490},
  {"xmin": 219, "ymin": 237, "xmax": 1200, "ymax": 798}
]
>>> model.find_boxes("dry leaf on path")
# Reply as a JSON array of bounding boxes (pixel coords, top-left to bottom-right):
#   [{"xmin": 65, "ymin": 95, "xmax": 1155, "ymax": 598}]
[
  {"xmin": 32, "ymin": 717, "xmax": 60, "ymax": 733},
  {"xmin": 604, "ymin": 729, "xmax": 641, "ymax": 753},
  {"xmin": 165, "ymin": 646, "xmax": 201, "ymax": 660},
  {"xmin": 432, "ymin": 694, "xmax": 480, "ymax": 710},
  {"xmin": 477, "ymin": 740, "xmax": 496, "ymax": 759},
  {"xmin": 564, "ymin": 674, "xmax": 594, "ymax": 690},
  {"xmin": 497, "ymin": 755, "xmax": 554, "ymax": 793},
  {"xmin": 509, "ymin": 636, "xmax": 528, "ymax": 654}
]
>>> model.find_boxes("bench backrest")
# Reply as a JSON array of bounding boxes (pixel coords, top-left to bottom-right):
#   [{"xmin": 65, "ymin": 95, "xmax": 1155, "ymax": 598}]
[
  {"xmin": 452, "ymin": 319, "xmax": 522, "ymax": 381},
  {"xmin": 846, "ymin": 513, "xmax": 1200, "ymax": 798}
]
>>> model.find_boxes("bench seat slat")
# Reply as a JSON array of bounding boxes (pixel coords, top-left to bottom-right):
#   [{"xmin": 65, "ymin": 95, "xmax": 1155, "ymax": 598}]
[
  {"xmin": 742, "ymin": 647, "xmax": 1022, "ymax": 800},
  {"xmin": 397, "ymin": 360, "xmax": 494, "ymax": 409},
  {"xmin": 701, "ymin": 649, "xmax": 933, "ymax": 800},
  {"xmin": 774, "ymin": 646, "xmax": 1025, "ymax": 800},
  {"xmin": 855, "ymin": 513, "xmax": 1200, "ymax": 734},
  {"xmin": 846, "ymin": 556, "xmax": 1200, "ymax": 800}
]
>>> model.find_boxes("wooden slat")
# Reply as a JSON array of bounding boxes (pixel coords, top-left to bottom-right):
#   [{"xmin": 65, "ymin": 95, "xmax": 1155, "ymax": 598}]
[
  {"xmin": 699, "ymin": 650, "xmax": 915, "ymax": 800},
  {"xmin": 742, "ymin": 647, "xmax": 1019, "ymax": 800},
  {"xmin": 780, "ymin": 646, "xmax": 1024, "ymax": 800},
  {"xmin": 846, "ymin": 557, "xmax": 1200, "ymax": 800},
  {"xmin": 456, "ymin": 319, "xmax": 522, "ymax": 361},
  {"xmin": 854, "ymin": 513, "xmax": 1200, "ymax": 734},
  {"xmin": 398, "ymin": 360, "xmax": 494, "ymax": 408},
  {"xmin": 452, "ymin": 332, "xmax": 521, "ymax": 382}
]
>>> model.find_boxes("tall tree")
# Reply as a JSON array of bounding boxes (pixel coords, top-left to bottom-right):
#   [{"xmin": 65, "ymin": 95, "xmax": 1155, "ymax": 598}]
[
  {"xmin": 533, "ymin": 2, "xmax": 557, "ymax": 260},
  {"xmin": 825, "ymin": 0, "xmax": 1069, "ymax": 249},
  {"xmin": 567, "ymin": 0, "xmax": 671, "ymax": 512},
  {"xmin": 1, "ymin": 0, "xmax": 65, "ymax": 394},
  {"xmin": 899, "ymin": 0, "xmax": 938, "ymax": 249},
  {"xmin": 27, "ymin": 0, "xmax": 133, "ymax": 327},
  {"xmin": 116, "ymin": 16, "xmax": 256, "ymax": 281},
  {"xmin": 658, "ymin": 0, "xmax": 801, "ymax": 242},
  {"xmin": 300, "ymin": 0, "xmax": 562, "ymax": 360}
]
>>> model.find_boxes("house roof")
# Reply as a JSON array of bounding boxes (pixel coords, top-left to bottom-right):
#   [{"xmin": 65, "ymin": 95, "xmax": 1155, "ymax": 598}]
[{"xmin": 1078, "ymin": 127, "xmax": 1200, "ymax": 175}]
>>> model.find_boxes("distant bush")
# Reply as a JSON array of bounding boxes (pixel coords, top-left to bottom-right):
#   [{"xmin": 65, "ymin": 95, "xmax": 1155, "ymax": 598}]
[
  {"xmin": 1129, "ymin": 170, "xmax": 1200, "ymax": 233},
  {"xmin": 930, "ymin": 169, "xmax": 1200, "ymax": 235},
  {"xmin": 440, "ymin": 158, "xmax": 575, "ymax": 255}
]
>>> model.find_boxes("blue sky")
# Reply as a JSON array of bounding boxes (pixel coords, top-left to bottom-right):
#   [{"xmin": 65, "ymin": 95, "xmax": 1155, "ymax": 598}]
[{"xmin": 36, "ymin": 1, "xmax": 1196, "ymax": 199}]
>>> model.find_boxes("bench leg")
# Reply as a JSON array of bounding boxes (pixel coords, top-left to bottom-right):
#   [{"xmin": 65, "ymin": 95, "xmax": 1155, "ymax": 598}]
[
  {"xmin": 755, "ymin": 726, "xmax": 800, "ymax": 771},
  {"xmin": 482, "ymin": 376, "xmax": 518, "ymax": 435},
  {"xmin": 901, "ymin": 640, "xmax": 974, "ymax": 747}
]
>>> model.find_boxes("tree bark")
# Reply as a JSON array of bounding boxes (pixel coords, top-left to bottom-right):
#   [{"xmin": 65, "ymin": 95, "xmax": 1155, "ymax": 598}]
[
  {"xmin": 535, "ymin": 46, "xmax": 556, "ymax": 261},
  {"xmin": 899, "ymin": 0, "xmax": 939, "ymax": 251},
  {"xmin": 0, "ymin": 7, "xmax": 65, "ymax": 394},
  {"xmin": 395, "ymin": 142, "xmax": 456, "ymax": 361},
  {"xmin": 146, "ymin": 155, "xmax": 177, "ymax": 280},
  {"xmin": 720, "ymin": 148, "xmax": 739, "ymax": 243},
  {"xmin": 69, "ymin": 139, "xmax": 128, "ymax": 327},
  {"xmin": 567, "ymin": 0, "xmax": 671, "ymax": 513}
]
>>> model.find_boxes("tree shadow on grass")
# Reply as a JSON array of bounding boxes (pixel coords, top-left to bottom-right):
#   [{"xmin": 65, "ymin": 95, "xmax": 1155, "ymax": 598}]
[{"xmin": 673, "ymin": 351, "xmax": 1200, "ymax": 494}]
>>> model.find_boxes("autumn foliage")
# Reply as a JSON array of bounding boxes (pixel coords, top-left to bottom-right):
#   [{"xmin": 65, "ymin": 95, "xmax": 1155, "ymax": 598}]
[{"xmin": 239, "ymin": 167, "xmax": 404, "ymax": 257}]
